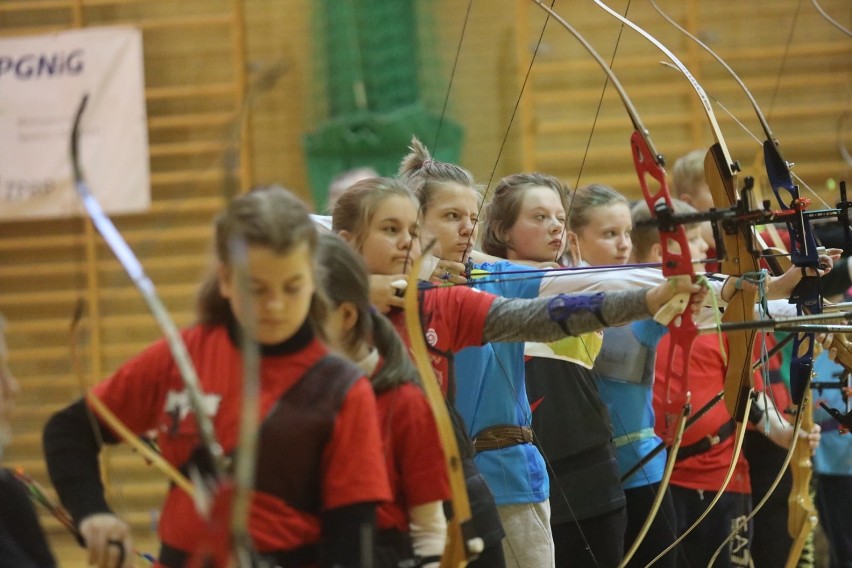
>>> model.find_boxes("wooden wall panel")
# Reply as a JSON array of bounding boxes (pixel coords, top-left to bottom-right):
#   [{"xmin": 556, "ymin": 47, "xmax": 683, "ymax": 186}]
[{"xmin": 0, "ymin": 1, "xmax": 247, "ymax": 562}]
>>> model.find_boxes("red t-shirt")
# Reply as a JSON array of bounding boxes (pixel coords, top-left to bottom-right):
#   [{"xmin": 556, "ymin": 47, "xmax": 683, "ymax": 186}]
[
  {"xmin": 375, "ymin": 382, "xmax": 450, "ymax": 532},
  {"xmin": 92, "ymin": 324, "xmax": 391, "ymax": 553},
  {"xmin": 389, "ymin": 284, "xmax": 496, "ymax": 396},
  {"xmin": 654, "ymin": 333, "xmax": 750, "ymax": 493}
]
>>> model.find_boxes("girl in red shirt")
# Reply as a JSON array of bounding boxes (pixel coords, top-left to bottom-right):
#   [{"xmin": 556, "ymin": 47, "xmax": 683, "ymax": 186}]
[
  {"xmin": 43, "ymin": 187, "xmax": 391, "ymax": 568},
  {"xmin": 316, "ymin": 232, "xmax": 450, "ymax": 568}
]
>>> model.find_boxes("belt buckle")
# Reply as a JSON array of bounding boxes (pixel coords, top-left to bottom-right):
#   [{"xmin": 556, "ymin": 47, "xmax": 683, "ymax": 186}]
[{"xmin": 707, "ymin": 433, "xmax": 721, "ymax": 446}]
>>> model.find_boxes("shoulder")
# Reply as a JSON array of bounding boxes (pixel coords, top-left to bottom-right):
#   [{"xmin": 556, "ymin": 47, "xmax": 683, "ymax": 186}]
[{"xmin": 379, "ymin": 381, "xmax": 428, "ymax": 408}]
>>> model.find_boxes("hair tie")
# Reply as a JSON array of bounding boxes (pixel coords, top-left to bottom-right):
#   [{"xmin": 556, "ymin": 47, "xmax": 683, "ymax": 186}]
[{"xmin": 422, "ymin": 158, "xmax": 434, "ymax": 168}]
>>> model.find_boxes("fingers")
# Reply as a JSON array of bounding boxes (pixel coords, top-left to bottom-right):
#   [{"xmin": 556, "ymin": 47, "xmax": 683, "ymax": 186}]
[
  {"xmin": 807, "ymin": 424, "xmax": 821, "ymax": 451},
  {"xmin": 369, "ymin": 274, "xmax": 408, "ymax": 313},
  {"xmin": 825, "ymin": 247, "xmax": 843, "ymax": 261},
  {"xmin": 79, "ymin": 514, "xmax": 133, "ymax": 568},
  {"xmin": 431, "ymin": 260, "xmax": 468, "ymax": 284},
  {"xmin": 386, "ymin": 294, "xmax": 405, "ymax": 310}
]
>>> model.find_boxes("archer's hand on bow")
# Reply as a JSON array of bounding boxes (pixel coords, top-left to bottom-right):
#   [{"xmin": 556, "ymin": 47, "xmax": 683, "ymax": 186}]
[
  {"xmin": 645, "ymin": 274, "xmax": 706, "ymax": 318},
  {"xmin": 429, "ymin": 258, "xmax": 468, "ymax": 285},
  {"xmin": 369, "ymin": 274, "xmax": 407, "ymax": 313},
  {"xmin": 817, "ymin": 332, "xmax": 852, "ymax": 367},
  {"xmin": 751, "ymin": 393, "xmax": 822, "ymax": 451},
  {"xmin": 78, "ymin": 513, "xmax": 134, "ymax": 568},
  {"xmin": 758, "ymin": 249, "xmax": 841, "ymax": 300}
]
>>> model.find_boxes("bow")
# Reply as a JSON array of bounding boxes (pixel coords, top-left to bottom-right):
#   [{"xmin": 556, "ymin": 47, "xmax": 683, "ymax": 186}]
[
  {"xmin": 70, "ymin": 95, "xmax": 246, "ymax": 567},
  {"xmin": 642, "ymin": 3, "xmax": 845, "ymax": 564},
  {"xmin": 526, "ymin": 3, "xmax": 706, "ymax": 564},
  {"xmin": 583, "ymin": 3, "xmax": 770, "ymax": 564},
  {"xmin": 403, "ymin": 245, "xmax": 481, "ymax": 567}
]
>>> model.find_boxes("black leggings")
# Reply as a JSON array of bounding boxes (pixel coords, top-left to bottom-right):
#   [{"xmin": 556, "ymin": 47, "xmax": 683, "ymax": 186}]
[
  {"xmin": 622, "ymin": 482, "xmax": 678, "ymax": 568},
  {"xmin": 552, "ymin": 506, "xmax": 627, "ymax": 568}
]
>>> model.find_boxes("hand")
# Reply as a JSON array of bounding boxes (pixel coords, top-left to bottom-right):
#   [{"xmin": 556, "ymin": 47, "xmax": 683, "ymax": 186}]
[
  {"xmin": 79, "ymin": 513, "xmax": 134, "ymax": 568},
  {"xmin": 766, "ymin": 250, "xmax": 839, "ymax": 299},
  {"xmin": 818, "ymin": 332, "xmax": 838, "ymax": 360},
  {"xmin": 803, "ymin": 423, "xmax": 821, "ymax": 452},
  {"xmin": 368, "ymin": 274, "xmax": 406, "ymax": 314},
  {"xmin": 429, "ymin": 259, "xmax": 468, "ymax": 284},
  {"xmin": 645, "ymin": 275, "xmax": 706, "ymax": 321}
]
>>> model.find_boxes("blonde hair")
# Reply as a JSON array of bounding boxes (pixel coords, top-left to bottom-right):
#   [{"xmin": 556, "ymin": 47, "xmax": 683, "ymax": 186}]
[
  {"xmin": 630, "ymin": 198, "xmax": 699, "ymax": 261},
  {"xmin": 672, "ymin": 149, "xmax": 707, "ymax": 198},
  {"xmin": 331, "ymin": 176, "xmax": 418, "ymax": 251},
  {"xmin": 568, "ymin": 184, "xmax": 629, "ymax": 233},
  {"xmin": 397, "ymin": 136, "xmax": 483, "ymax": 213}
]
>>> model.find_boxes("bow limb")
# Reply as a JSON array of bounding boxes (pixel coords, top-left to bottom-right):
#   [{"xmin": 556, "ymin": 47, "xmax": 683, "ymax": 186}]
[
  {"xmin": 71, "ymin": 95, "xmax": 226, "ymax": 477},
  {"xmin": 404, "ymin": 251, "xmax": 479, "ymax": 567},
  {"xmin": 785, "ymin": 388, "xmax": 818, "ymax": 568},
  {"xmin": 810, "ymin": 0, "xmax": 852, "ymax": 37},
  {"xmin": 71, "ymin": 95, "xmax": 241, "ymax": 566}
]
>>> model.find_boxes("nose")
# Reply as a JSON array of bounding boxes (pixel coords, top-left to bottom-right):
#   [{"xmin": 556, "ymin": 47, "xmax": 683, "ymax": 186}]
[{"xmin": 264, "ymin": 291, "xmax": 285, "ymax": 312}]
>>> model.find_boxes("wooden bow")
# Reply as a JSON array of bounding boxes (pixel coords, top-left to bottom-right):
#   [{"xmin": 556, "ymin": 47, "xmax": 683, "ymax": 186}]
[
  {"xmin": 403, "ymin": 247, "xmax": 480, "ymax": 567},
  {"xmin": 643, "ymin": 8, "xmax": 839, "ymax": 563}
]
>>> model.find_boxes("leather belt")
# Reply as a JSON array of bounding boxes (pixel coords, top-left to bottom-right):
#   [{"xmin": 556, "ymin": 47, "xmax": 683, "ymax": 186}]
[{"xmin": 473, "ymin": 425, "xmax": 534, "ymax": 452}]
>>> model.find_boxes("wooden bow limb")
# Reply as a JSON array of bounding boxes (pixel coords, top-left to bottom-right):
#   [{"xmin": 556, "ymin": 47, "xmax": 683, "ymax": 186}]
[
  {"xmin": 705, "ymin": 148, "xmax": 763, "ymax": 424},
  {"xmin": 85, "ymin": 392, "xmax": 196, "ymax": 499},
  {"xmin": 404, "ymin": 243, "xmax": 481, "ymax": 568},
  {"xmin": 785, "ymin": 389, "xmax": 818, "ymax": 568},
  {"xmin": 69, "ymin": 303, "xmax": 197, "ymax": 503}
]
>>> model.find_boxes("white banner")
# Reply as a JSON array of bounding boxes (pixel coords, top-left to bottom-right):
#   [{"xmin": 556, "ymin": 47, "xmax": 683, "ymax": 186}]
[{"xmin": 0, "ymin": 26, "xmax": 149, "ymax": 221}]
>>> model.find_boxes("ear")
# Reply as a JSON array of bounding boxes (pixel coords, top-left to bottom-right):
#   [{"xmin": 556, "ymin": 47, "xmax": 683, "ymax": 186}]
[
  {"xmin": 338, "ymin": 229, "xmax": 353, "ymax": 244},
  {"xmin": 565, "ymin": 231, "xmax": 582, "ymax": 266},
  {"xmin": 650, "ymin": 242, "xmax": 664, "ymax": 262},
  {"xmin": 217, "ymin": 263, "xmax": 233, "ymax": 299},
  {"xmin": 339, "ymin": 302, "xmax": 360, "ymax": 334}
]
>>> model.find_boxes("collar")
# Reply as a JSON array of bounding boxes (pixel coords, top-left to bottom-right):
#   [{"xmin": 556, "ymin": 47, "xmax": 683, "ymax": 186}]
[
  {"xmin": 355, "ymin": 347, "xmax": 380, "ymax": 377},
  {"xmin": 225, "ymin": 314, "xmax": 315, "ymax": 356}
]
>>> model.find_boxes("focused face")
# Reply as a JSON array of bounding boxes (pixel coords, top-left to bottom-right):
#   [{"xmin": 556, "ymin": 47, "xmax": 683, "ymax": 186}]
[
  {"xmin": 421, "ymin": 183, "xmax": 480, "ymax": 263},
  {"xmin": 571, "ymin": 202, "xmax": 633, "ymax": 266},
  {"xmin": 0, "ymin": 323, "xmax": 19, "ymax": 450},
  {"xmin": 504, "ymin": 186, "xmax": 567, "ymax": 263},
  {"xmin": 358, "ymin": 194, "xmax": 421, "ymax": 275},
  {"xmin": 219, "ymin": 243, "xmax": 316, "ymax": 345}
]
